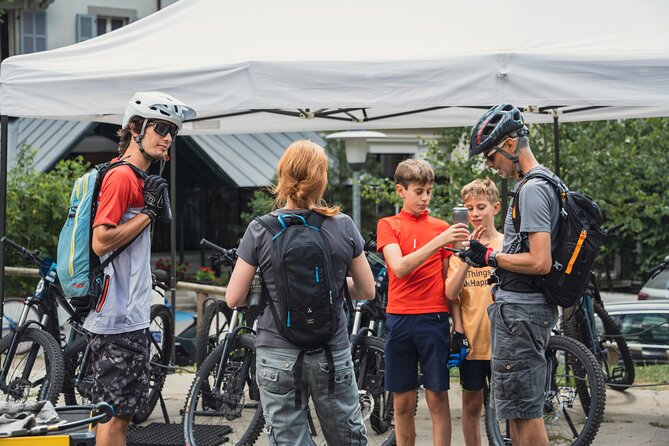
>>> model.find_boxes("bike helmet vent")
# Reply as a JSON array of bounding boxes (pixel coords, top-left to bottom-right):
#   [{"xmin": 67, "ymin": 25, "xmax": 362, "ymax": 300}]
[{"xmin": 469, "ymin": 104, "xmax": 528, "ymax": 158}]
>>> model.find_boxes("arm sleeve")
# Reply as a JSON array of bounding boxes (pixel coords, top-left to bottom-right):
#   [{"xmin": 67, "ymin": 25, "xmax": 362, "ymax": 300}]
[
  {"xmin": 376, "ymin": 218, "xmax": 396, "ymax": 252},
  {"xmin": 93, "ymin": 168, "xmax": 138, "ymax": 228},
  {"xmin": 344, "ymin": 214, "xmax": 365, "ymax": 257},
  {"xmin": 236, "ymin": 220, "xmax": 260, "ymax": 267},
  {"xmin": 519, "ymin": 180, "xmax": 554, "ymax": 233}
]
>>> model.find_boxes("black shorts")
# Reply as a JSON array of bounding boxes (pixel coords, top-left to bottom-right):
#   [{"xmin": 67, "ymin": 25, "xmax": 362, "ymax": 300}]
[
  {"xmin": 89, "ymin": 329, "xmax": 151, "ymax": 416},
  {"xmin": 459, "ymin": 359, "xmax": 491, "ymax": 392}
]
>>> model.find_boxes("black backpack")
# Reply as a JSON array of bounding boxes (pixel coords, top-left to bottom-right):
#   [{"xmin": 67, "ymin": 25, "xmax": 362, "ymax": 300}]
[
  {"xmin": 511, "ymin": 172, "xmax": 606, "ymax": 307},
  {"xmin": 256, "ymin": 211, "xmax": 340, "ymax": 408}
]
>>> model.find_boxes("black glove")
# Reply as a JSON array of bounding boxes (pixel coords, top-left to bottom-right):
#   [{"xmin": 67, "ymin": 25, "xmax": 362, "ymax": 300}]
[
  {"xmin": 459, "ymin": 239, "xmax": 494, "ymax": 268},
  {"xmin": 141, "ymin": 175, "xmax": 168, "ymax": 220},
  {"xmin": 447, "ymin": 331, "xmax": 469, "ymax": 369}
]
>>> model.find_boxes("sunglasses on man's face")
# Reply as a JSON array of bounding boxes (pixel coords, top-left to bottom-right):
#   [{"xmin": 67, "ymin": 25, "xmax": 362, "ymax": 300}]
[{"xmin": 151, "ymin": 121, "xmax": 178, "ymax": 138}]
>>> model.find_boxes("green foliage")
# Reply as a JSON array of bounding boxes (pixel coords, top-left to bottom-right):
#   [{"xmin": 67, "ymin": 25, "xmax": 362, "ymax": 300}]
[{"xmin": 5, "ymin": 144, "xmax": 89, "ymax": 295}]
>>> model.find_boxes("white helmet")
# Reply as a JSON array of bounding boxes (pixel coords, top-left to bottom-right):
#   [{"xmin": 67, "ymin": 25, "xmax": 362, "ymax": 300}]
[{"xmin": 122, "ymin": 91, "xmax": 196, "ymax": 131}]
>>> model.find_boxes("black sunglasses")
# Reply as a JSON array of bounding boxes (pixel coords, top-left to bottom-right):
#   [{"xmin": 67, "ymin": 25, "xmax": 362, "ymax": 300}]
[{"xmin": 151, "ymin": 121, "xmax": 178, "ymax": 138}]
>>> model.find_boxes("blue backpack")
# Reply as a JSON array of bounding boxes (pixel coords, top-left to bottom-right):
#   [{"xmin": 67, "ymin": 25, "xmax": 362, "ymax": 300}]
[{"xmin": 57, "ymin": 161, "xmax": 143, "ymax": 317}]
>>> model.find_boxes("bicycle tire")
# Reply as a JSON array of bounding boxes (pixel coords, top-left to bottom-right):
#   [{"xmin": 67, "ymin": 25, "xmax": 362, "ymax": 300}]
[
  {"xmin": 0, "ymin": 327, "xmax": 64, "ymax": 405},
  {"xmin": 183, "ymin": 333, "xmax": 264, "ymax": 446},
  {"xmin": 351, "ymin": 335, "xmax": 397, "ymax": 445},
  {"xmin": 1, "ymin": 299, "xmax": 43, "ymax": 354},
  {"xmin": 62, "ymin": 336, "xmax": 93, "ymax": 406},
  {"xmin": 195, "ymin": 299, "xmax": 232, "ymax": 368},
  {"xmin": 133, "ymin": 304, "xmax": 175, "ymax": 423},
  {"xmin": 592, "ymin": 299, "xmax": 635, "ymax": 391},
  {"xmin": 485, "ymin": 335, "xmax": 606, "ymax": 446}
]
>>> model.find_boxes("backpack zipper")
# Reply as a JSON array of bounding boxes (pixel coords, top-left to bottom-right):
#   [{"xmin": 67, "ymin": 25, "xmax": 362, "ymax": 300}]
[
  {"xmin": 69, "ymin": 175, "xmax": 89, "ymax": 277},
  {"xmin": 565, "ymin": 230, "xmax": 587, "ymax": 274}
]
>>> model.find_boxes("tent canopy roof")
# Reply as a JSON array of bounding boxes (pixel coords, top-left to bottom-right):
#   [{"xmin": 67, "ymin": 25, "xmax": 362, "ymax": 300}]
[{"xmin": 1, "ymin": 0, "xmax": 668, "ymax": 134}]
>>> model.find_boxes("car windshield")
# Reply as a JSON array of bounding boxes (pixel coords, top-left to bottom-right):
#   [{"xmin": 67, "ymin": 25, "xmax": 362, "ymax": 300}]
[
  {"xmin": 644, "ymin": 269, "xmax": 669, "ymax": 290},
  {"xmin": 611, "ymin": 312, "xmax": 669, "ymax": 345}
]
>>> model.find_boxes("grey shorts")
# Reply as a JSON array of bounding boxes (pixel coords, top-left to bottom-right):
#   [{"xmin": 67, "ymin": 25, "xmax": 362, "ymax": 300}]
[
  {"xmin": 89, "ymin": 329, "xmax": 151, "ymax": 416},
  {"xmin": 488, "ymin": 302, "xmax": 558, "ymax": 420}
]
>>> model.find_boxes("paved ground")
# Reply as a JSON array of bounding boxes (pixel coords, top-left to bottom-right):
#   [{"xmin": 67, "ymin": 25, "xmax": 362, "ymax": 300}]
[{"xmin": 143, "ymin": 371, "xmax": 669, "ymax": 445}]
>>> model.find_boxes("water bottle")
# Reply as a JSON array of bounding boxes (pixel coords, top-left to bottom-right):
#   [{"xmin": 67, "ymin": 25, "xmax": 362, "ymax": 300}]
[
  {"xmin": 247, "ymin": 272, "xmax": 263, "ymax": 310},
  {"xmin": 452, "ymin": 204, "xmax": 469, "ymax": 225}
]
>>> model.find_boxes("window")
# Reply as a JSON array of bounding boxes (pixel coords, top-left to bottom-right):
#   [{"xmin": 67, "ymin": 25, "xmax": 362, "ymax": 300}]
[
  {"xmin": 21, "ymin": 11, "xmax": 47, "ymax": 54},
  {"xmin": 76, "ymin": 8, "xmax": 136, "ymax": 43},
  {"xmin": 96, "ymin": 16, "xmax": 129, "ymax": 36},
  {"xmin": 614, "ymin": 313, "xmax": 669, "ymax": 345}
]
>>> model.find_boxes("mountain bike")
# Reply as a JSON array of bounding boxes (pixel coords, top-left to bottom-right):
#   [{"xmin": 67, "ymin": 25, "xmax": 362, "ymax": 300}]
[
  {"xmin": 0, "ymin": 236, "xmax": 65, "ymax": 404},
  {"xmin": 485, "ymin": 333, "xmax": 606, "ymax": 446},
  {"xmin": 563, "ymin": 224, "xmax": 635, "ymax": 391},
  {"xmin": 183, "ymin": 240, "xmax": 264, "ymax": 446},
  {"xmin": 2, "ymin": 236, "xmax": 173, "ymax": 420},
  {"xmin": 194, "ymin": 239, "xmax": 235, "ymax": 369}
]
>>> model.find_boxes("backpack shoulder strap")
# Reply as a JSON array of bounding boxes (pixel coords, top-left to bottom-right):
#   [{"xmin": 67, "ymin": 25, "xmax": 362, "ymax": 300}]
[
  {"xmin": 305, "ymin": 211, "xmax": 326, "ymax": 229},
  {"xmin": 511, "ymin": 171, "xmax": 566, "ymax": 234},
  {"xmin": 255, "ymin": 213, "xmax": 282, "ymax": 236},
  {"xmin": 90, "ymin": 161, "xmax": 148, "ymax": 277}
]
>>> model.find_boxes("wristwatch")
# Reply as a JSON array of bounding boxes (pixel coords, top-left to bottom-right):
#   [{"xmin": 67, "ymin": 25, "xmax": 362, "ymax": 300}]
[{"xmin": 487, "ymin": 250, "xmax": 498, "ymax": 268}]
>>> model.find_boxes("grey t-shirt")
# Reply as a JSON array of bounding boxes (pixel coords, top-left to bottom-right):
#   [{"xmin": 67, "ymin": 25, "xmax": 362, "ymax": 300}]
[
  {"xmin": 494, "ymin": 166, "xmax": 561, "ymax": 304},
  {"xmin": 236, "ymin": 209, "xmax": 364, "ymax": 350}
]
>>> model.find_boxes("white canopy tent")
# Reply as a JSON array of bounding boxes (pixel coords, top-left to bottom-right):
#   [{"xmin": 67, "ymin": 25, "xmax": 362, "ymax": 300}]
[
  {"xmin": 1, "ymin": 0, "xmax": 668, "ymax": 310},
  {"xmin": 1, "ymin": 0, "xmax": 668, "ymax": 131}
]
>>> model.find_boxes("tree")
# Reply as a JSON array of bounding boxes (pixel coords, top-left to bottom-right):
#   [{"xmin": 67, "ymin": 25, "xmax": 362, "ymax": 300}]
[{"xmin": 4, "ymin": 144, "xmax": 89, "ymax": 296}]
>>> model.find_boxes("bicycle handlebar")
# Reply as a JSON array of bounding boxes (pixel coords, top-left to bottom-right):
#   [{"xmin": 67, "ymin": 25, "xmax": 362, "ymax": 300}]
[
  {"xmin": 200, "ymin": 238, "xmax": 237, "ymax": 267},
  {"xmin": 1, "ymin": 236, "xmax": 42, "ymax": 266},
  {"xmin": 603, "ymin": 222, "xmax": 624, "ymax": 239}
]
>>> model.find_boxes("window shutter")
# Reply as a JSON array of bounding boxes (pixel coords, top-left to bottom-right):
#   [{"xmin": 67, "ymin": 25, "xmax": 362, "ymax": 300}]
[
  {"xmin": 21, "ymin": 11, "xmax": 47, "ymax": 54},
  {"xmin": 76, "ymin": 14, "xmax": 96, "ymax": 42}
]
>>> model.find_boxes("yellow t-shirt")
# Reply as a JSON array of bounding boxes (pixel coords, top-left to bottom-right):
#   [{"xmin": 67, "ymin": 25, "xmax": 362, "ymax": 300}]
[{"xmin": 446, "ymin": 233, "xmax": 504, "ymax": 360}]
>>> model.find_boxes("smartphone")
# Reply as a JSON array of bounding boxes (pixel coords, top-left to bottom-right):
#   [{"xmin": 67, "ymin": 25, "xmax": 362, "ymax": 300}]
[{"xmin": 452, "ymin": 205, "xmax": 469, "ymax": 225}]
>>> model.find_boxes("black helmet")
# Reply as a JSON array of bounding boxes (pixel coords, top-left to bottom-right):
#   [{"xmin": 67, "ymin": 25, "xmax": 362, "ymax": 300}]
[{"xmin": 469, "ymin": 104, "xmax": 529, "ymax": 158}]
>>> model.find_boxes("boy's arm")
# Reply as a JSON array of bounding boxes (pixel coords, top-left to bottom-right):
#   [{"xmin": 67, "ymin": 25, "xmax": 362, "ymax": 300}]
[
  {"xmin": 382, "ymin": 223, "xmax": 469, "ymax": 279},
  {"xmin": 445, "ymin": 260, "xmax": 470, "ymax": 302},
  {"xmin": 450, "ymin": 300, "xmax": 464, "ymax": 334},
  {"xmin": 443, "ymin": 256, "xmax": 464, "ymax": 332}
]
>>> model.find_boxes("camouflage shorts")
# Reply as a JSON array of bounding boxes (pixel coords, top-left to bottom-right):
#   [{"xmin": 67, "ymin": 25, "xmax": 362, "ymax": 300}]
[{"xmin": 89, "ymin": 329, "xmax": 150, "ymax": 416}]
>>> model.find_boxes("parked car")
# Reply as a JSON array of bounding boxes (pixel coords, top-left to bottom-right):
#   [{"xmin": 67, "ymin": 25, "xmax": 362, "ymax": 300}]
[
  {"xmin": 602, "ymin": 301, "xmax": 669, "ymax": 364},
  {"xmin": 638, "ymin": 255, "xmax": 669, "ymax": 300}
]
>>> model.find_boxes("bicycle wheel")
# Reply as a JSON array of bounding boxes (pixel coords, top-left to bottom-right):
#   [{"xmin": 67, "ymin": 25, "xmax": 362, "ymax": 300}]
[
  {"xmin": 592, "ymin": 299, "xmax": 635, "ymax": 391},
  {"xmin": 133, "ymin": 304, "xmax": 174, "ymax": 423},
  {"xmin": 485, "ymin": 335, "xmax": 606, "ymax": 446},
  {"xmin": 351, "ymin": 335, "xmax": 396, "ymax": 445},
  {"xmin": 62, "ymin": 336, "xmax": 94, "ymax": 405},
  {"xmin": 1, "ymin": 299, "xmax": 43, "ymax": 354},
  {"xmin": 196, "ymin": 300, "xmax": 232, "ymax": 368},
  {"xmin": 183, "ymin": 333, "xmax": 264, "ymax": 446},
  {"xmin": 0, "ymin": 327, "xmax": 64, "ymax": 404}
]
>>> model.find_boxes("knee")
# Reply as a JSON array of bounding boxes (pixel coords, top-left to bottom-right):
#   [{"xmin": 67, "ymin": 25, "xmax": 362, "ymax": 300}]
[{"xmin": 393, "ymin": 394, "xmax": 417, "ymax": 417}]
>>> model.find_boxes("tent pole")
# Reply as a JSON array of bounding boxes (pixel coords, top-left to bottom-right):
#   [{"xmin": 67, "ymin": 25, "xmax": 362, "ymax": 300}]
[
  {"xmin": 553, "ymin": 115, "xmax": 561, "ymax": 177},
  {"xmin": 0, "ymin": 115, "xmax": 8, "ymax": 322},
  {"xmin": 169, "ymin": 138, "xmax": 177, "ymax": 362}
]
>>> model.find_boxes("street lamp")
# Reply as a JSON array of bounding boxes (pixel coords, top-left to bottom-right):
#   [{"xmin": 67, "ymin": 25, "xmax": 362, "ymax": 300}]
[{"xmin": 326, "ymin": 130, "xmax": 386, "ymax": 229}]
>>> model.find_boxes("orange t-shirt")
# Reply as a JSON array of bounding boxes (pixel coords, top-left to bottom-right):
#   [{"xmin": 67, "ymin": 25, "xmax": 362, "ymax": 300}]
[
  {"xmin": 377, "ymin": 210, "xmax": 452, "ymax": 314},
  {"xmin": 445, "ymin": 233, "xmax": 504, "ymax": 360}
]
